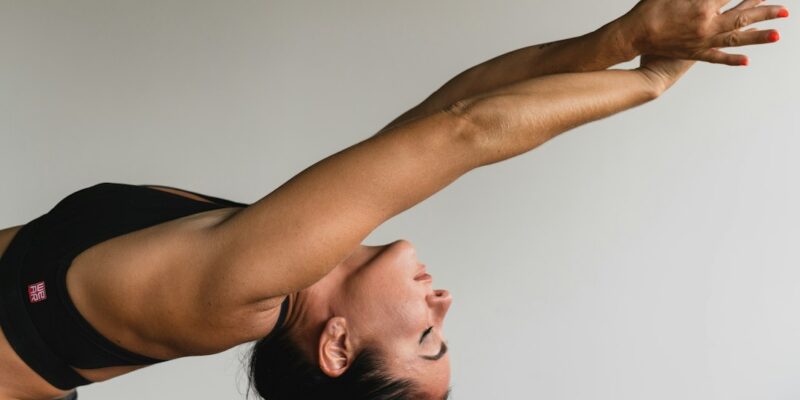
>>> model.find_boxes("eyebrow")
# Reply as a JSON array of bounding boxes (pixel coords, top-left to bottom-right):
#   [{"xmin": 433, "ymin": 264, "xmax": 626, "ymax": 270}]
[{"xmin": 420, "ymin": 341, "xmax": 448, "ymax": 361}]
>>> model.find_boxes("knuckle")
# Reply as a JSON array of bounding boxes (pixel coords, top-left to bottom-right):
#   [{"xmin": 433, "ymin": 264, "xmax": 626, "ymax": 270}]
[
  {"xmin": 725, "ymin": 32, "xmax": 741, "ymax": 47},
  {"xmin": 699, "ymin": 7, "xmax": 718, "ymax": 21},
  {"xmin": 692, "ymin": 7, "xmax": 721, "ymax": 38},
  {"xmin": 693, "ymin": 19, "xmax": 714, "ymax": 38},
  {"xmin": 734, "ymin": 13, "xmax": 749, "ymax": 29},
  {"xmin": 694, "ymin": 24, "xmax": 709, "ymax": 38}
]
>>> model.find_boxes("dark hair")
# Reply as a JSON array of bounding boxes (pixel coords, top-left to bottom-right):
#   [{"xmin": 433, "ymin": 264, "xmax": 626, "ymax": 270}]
[{"xmin": 245, "ymin": 326, "xmax": 427, "ymax": 400}]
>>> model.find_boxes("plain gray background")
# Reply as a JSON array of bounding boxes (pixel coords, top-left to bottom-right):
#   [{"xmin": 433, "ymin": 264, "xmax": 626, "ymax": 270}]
[{"xmin": 1, "ymin": 1, "xmax": 798, "ymax": 399}]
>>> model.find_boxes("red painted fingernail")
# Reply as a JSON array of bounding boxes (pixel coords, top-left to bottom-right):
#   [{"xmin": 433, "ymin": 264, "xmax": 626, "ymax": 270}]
[
  {"xmin": 777, "ymin": 9, "xmax": 789, "ymax": 18},
  {"xmin": 768, "ymin": 31, "xmax": 781, "ymax": 42},
  {"xmin": 740, "ymin": 57, "xmax": 749, "ymax": 66}
]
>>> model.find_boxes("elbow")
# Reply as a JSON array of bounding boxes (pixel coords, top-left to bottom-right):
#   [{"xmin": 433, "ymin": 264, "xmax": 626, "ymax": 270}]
[
  {"xmin": 443, "ymin": 99, "xmax": 478, "ymax": 136},
  {"xmin": 422, "ymin": 99, "xmax": 490, "ymax": 170},
  {"xmin": 442, "ymin": 99, "xmax": 494, "ymax": 155}
]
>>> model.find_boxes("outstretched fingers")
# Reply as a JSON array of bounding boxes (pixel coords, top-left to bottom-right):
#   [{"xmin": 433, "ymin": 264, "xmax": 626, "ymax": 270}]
[
  {"xmin": 694, "ymin": 27, "xmax": 758, "ymax": 66},
  {"xmin": 694, "ymin": 48, "xmax": 749, "ymax": 66},
  {"xmin": 697, "ymin": 2, "xmax": 788, "ymax": 66},
  {"xmin": 718, "ymin": 4, "xmax": 789, "ymax": 31},
  {"xmin": 726, "ymin": 0, "xmax": 765, "ymax": 13},
  {"xmin": 709, "ymin": 27, "xmax": 781, "ymax": 49}
]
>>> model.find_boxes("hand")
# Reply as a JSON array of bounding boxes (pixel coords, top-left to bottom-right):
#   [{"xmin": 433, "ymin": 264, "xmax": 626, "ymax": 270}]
[
  {"xmin": 620, "ymin": 0, "xmax": 789, "ymax": 66},
  {"xmin": 637, "ymin": 55, "xmax": 697, "ymax": 95}
]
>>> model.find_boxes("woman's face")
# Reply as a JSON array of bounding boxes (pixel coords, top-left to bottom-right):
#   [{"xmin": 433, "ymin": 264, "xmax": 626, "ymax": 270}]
[{"xmin": 337, "ymin": 239, "xmax": 453, "ymax": 398}]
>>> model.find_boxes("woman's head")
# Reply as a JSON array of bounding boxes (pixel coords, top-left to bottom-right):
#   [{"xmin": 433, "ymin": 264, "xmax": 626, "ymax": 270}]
[{"xmin": 247, "ymin": 239, "xmax": 453, "ymax": 399}]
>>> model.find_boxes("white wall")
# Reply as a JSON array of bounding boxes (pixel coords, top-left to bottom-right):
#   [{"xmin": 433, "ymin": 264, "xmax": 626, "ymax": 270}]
[{"xmin": 1, "ymin": 1, "xmax": 798, "ymax": 399}]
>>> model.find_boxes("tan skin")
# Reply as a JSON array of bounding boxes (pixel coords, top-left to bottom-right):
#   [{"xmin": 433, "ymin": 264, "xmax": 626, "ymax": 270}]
[
  {"xmin": 0, "ymin": 189, "xmax": 257, "ymax": 400},
  {"xmin": 0, "ymin": 0, "xmax": 787, "ymax": 398},
  {"xmin": 285, "ymin": 240, "xmax": 453, "ymax": 397}
]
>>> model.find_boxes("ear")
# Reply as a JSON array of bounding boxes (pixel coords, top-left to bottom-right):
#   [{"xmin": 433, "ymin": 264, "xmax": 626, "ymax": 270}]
[{"xmin": 317, "ymin": 316, "xmax": 354, "ymax": 378}]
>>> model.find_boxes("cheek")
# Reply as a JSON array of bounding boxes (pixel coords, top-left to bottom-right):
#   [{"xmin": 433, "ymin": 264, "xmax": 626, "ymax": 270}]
[{"xmin": 344, "ymin": 260, "xmax": 426, "ymax": 334}]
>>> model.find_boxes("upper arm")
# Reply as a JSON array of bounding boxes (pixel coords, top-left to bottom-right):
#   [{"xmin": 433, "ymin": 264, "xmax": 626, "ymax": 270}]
[{"xmin": 200, "ymin": 109, "xmax": 476, "ymax": 308}]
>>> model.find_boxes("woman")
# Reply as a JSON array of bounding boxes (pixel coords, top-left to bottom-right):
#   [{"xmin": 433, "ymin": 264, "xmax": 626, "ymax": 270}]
[{"xmin": 0, "ymin": 1, "xmax": 788, "ymax": 399}]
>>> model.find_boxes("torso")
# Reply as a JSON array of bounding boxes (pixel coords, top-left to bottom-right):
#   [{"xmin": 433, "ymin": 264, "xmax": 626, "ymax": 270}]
[{"xmin": 0, "ymin": 186, "xmax": 285, "ymax": 400}]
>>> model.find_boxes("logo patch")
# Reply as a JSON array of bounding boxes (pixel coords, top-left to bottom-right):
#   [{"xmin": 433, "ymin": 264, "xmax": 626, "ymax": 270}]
[{"xmin": 28, "ymin": 281, "xmax": 47, "ymax": 303}]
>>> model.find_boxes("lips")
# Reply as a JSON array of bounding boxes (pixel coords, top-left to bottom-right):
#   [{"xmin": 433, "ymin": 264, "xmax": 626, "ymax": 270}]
[{"xmin": 414, "ymin": 264, "xmax": 432, "ymax": 282}]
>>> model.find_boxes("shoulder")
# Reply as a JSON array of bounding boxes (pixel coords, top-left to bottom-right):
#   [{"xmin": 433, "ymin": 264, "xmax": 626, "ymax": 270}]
[{"xmin": 66, "ymin": 186, "xmax": 277, "ymax": 357}]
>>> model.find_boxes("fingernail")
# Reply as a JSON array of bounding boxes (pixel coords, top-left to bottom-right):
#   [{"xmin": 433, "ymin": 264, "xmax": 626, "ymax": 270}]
[
  {"xmin": 768, "ymin": 31, "xmax": 781, "ymax": 42},
  {"xmin": 777, "ymin": 9, "xmax": 789, "ymax": 18},
  {"xmin": 740, "ymin": 57, "xmax": 749, "ymax": 66}
]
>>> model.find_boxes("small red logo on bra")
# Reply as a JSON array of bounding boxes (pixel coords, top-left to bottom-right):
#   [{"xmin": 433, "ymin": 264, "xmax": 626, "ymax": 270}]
[{"xmin": 28, "ymin": 281, "xmax": 47, "ymax": 303}]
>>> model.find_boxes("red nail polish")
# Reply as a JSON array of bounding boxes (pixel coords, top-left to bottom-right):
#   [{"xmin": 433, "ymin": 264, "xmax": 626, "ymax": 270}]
[
  {"xmin": 777, "ymin": 9, "xmax": 789, "ymax": 18},
  {"xmin": 740, "ymin": 57, "xmax": 749, "ymax": 66},
  {"xmin": 768, "ymin": 31, "xmax": 781, "ymax": 42}
]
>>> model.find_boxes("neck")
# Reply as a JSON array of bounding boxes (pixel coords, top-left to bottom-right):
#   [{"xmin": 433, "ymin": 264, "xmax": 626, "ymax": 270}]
[
  {"xmin": 277, "ymin": 244, "xmax": 381, "ymax": 361},
  {"xmin": 280, "ymin": 265, "xmax": 344, "ymax": 361}
]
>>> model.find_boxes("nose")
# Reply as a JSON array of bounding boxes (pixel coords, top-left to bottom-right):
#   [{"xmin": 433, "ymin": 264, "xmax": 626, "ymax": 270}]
[{"xmin": 428, "ymin": 289, "xmax": 453, "ymax": 323}]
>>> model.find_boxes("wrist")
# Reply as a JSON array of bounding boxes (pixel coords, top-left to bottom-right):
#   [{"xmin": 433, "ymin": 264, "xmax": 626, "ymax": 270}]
[
  {"xmin": 600, "ymin": 16, "xmax": 643, "ymax": 63},
  {"xmin": 634, "ymin": 67, "xmax": 666, "ymax": 98}
]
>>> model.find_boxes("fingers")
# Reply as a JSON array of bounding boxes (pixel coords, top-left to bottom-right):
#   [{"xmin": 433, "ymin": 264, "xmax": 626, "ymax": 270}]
[
  {"xmin": 694, "ymin": 48, "xmax": 749, "ymax": 66},
  {"xmin": 698, "ymin": 3, "xmax": 786, "ymax": 66},
  {"xmin": 726, "ymin": 0, "xmax": 764, "ymax": 13},
  {"xmin": 709, "ymin": 27, "xmax": 781, "ymax": 48},
  {"xmin": 718, "ymin": 5, "xmax": 789, "ymax": 31}
]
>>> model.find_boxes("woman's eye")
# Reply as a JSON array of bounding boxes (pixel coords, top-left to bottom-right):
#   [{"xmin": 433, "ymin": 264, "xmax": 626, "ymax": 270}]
[{"xmin": 420, "ymin": 326, "xmax": 433, "ymax": 344}]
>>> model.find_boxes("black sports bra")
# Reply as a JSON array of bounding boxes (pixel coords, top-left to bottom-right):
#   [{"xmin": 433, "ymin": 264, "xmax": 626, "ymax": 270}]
[{"xmin": 0, "ymin": 182, "xmax": 290, "ymax": 390}]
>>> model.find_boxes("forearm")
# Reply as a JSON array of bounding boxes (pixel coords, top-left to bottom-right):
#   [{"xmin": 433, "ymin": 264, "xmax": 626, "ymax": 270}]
[
  {"xmin": 377, "ymin": 18, "xmax": 637, "ymax": 134},
  {"xmin": 452, "ymin": 68, "xmax": 657, "ymax": 168},
  {"xmin": 205, "ymin": 68, "xmax": 662, "ymax": 302}
]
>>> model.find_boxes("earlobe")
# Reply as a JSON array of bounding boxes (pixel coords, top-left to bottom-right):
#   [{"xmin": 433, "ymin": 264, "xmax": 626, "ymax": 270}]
[{"xmin": 318, "ymin": 316, "xmax": 354, "ymax": 378}]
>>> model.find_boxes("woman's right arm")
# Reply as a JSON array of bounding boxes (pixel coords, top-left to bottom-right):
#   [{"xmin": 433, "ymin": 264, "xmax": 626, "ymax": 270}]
[
  {"xmin": 372, "ymin": 0, "xmax": 787, "ymax": 136},
  {"xmin": 442, "ymin": 56, "xmax": 692, "ymax": 167},
  {"xmin": 191, "ymin": 61, "xmax": 687, "ymax": 314}
]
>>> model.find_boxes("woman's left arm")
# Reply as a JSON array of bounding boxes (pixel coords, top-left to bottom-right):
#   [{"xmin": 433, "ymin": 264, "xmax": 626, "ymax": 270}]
[
  {"xmin": 373, "ymin": 19, "xmax": 636, "ymax": 135},
  {"xmin": 374, "ymin": 0, "xmax": 788, "ymax": 135}
]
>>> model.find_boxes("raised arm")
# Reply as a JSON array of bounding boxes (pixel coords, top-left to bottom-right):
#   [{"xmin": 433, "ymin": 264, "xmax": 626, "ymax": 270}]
[
  {"xmin": 374, "ymin": 0, "xmax": 787, "ymax": 135},
  {"xmin": 193, "ymin": 58, "xmax": 691, "ymax": 312},
  {"xmin": 372, "ymin": 19, "xmax": 637, "ymax": 136}
]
